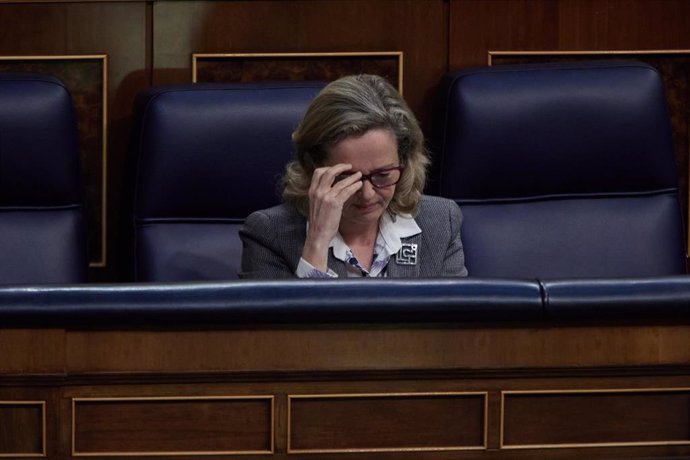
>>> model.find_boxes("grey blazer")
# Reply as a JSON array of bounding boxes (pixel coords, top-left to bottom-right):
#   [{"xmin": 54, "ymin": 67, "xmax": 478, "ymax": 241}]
[{"xmin": 239, "ymin": 195, "xmax": 468, "ymax": 279}]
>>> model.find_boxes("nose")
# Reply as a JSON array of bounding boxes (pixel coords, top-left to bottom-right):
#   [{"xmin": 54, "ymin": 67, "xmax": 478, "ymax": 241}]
[{"xmin": 359, "ymin": 178, "xmax": 376, "ymax": 199}]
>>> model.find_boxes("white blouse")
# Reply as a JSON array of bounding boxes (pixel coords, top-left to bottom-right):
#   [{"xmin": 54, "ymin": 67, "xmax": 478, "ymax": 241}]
[{"xmin": 296, "ymin": 211, "xmax": 422, "ymax": 278}]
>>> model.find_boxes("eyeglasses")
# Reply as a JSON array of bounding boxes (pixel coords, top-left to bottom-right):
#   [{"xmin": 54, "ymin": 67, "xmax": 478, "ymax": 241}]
[{"xmin": 336, "ymin": 165, "xmax": 405, "ymax": 189}]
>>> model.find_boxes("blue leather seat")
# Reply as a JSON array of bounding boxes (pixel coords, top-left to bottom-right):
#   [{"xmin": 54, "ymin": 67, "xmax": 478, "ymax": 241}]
[
  {"xmin": 132, "ymin": 82, "xmax": 324, "ymax": 281},
  {"xmin": 434, "ymin": 61, "xmax": 686, "ymax": 278},
  {"xmin": 0, "ymin": 73, "xmax": 86, "ymax": 284}
]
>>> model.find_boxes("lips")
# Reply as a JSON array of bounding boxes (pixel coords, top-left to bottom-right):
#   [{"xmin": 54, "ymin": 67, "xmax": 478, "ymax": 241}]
[{"xmin": 355, "ymin": 202, "xmax": 380, "ymax": 212}]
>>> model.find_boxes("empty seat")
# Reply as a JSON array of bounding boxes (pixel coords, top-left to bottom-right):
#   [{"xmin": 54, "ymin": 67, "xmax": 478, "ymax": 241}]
[
  {"xmin": 433, "ymin": 61, "xmax": 686, "ymax": 278},
  {"xmin": 0, "ymin": 73, "xmax": 87, "ymax": 284},
  {"xmin": 132, "ymin": 82, "xmax": 324, "ymax": 281}
]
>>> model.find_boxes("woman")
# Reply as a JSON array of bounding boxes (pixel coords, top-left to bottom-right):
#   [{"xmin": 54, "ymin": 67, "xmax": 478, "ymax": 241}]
[{"xmin": 240, "ymin": 74, "xmax": 467, "ymax": 278}]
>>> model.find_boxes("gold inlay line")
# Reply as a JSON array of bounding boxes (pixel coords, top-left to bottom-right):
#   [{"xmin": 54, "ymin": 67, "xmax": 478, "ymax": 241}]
[
  {"xmin": 500, "ymin": 387, "xmax": 690, "ymax": 450},
  {"xmin": 0, "ymin": 400, "xmax": 46, "ymax": 458},
  {"xmin": 71, "ymin": 395, "xmax": 274, "ymax": 457},
  {"xmin": 287, "ymin": 391, "xmax": 487, "ymax": 454},
  {"xmin": 192, "ymin": 51, "xmax": 404, "ymax": 95}
]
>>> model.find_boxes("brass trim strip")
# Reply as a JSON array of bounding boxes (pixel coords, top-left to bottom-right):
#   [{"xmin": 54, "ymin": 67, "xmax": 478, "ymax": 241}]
[
  {"xmin": 499, "ymin": 390, "xmax": 505, "ymax": 449},
  {"xmin": 500, "ymin": 387, "xmax": 690, "ymax": 449},
  {"xmin": 287, "ymin": 391, "xmax": 487, "ymax": 454},
  {"xmin": 0, "ymin": 54, "xmax": 109, "ymax": 60},
  {"xmin": 397, "ymin": 52, "xmax": 404, "ymax": 95},
  {"xmin": 0, "ymin": 400, "xmax": 46, "ymax": 458},
  {"xmin": 71, "ymin": 395, "xmax": 274, "ymax": 457},
  {"xmin": 502, "ymin": 387, "xmax": 690, "ymax": 395},
  {"xmin": 0, "ymin": 54, "xmax": 108, "ymax": 267},
  {"xmin": 95, "ymin": 55, "xmax": 108, "ymax": 268},
  {"xmin": 504, "ymin": 440, "xmax": 690, "ymax": 450},
  {"xmin": 192, "ymin": 51, "xmax": 404, "ymax": 95},
  {"xmin": 288, "ymin": 446, "xmax": 485, "ymax": 454}
]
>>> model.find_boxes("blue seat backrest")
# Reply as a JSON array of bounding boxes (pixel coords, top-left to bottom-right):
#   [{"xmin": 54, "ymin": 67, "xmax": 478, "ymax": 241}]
[
  {"xmin": 0, "ymin": 73, "xmax": 86, "ymax": 284},
  {"xmin": 133, "ymin": 82, "xmax": 324, "ymax": 281},
  {"xmin": 434, "ymin": 61, "xmax": 686, "ymax": 278}
]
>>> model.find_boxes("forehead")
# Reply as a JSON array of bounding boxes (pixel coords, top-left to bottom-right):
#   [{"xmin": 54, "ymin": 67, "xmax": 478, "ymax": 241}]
[{"xmin": 326, "ymin": 128, "xmax": 398, "ymax": 169}]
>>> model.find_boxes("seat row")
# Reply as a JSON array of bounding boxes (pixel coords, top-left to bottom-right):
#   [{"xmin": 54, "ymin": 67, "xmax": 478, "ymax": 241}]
[{"xmin": 0, "ymin": 60, "xmax": 685, "ymax": 285}]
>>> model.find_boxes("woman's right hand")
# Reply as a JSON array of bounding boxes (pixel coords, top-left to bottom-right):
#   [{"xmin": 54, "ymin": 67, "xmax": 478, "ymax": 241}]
[{"xmin": 302, "ymin": 163, "xmax": 363, "ymax": 272}]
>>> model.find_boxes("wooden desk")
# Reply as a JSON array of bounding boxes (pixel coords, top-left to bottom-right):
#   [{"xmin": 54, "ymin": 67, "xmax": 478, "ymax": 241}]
[{"xmin": 2, "ymin": 320, "xmax": 690, "ymax": 459}]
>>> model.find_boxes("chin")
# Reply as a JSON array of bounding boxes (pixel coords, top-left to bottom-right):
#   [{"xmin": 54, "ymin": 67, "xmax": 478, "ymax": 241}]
[{"xmin": 343, "ymin": 206, "xmax": 385, "ymax": 226}]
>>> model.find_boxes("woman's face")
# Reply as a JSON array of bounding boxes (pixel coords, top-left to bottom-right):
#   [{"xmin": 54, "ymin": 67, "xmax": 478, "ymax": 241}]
[{"xmin": 326, "ymin": 128, "xmax": 400, "ymax": 229}]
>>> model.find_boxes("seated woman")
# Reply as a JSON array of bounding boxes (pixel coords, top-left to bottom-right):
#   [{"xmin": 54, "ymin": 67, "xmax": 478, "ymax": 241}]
[{"xmin": 240, "ymin": 74, "xmax": 467, "ymax": 278}]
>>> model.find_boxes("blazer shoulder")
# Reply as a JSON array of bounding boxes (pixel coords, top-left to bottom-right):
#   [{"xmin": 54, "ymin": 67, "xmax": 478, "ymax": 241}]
[
  {"xmin": 243, "ymin": 202, "xmax": 305, "ymax": 239},
  {"xmin": 414, "ymin": 195, "xmax": 462, "ymax": 233},
  {"xmin": 417, "ymin": 194, "xmax": 461, "ymax": 216},
  {"xmin": 246, "ymin": 202, "xmax": 303, "ymax": 225}
]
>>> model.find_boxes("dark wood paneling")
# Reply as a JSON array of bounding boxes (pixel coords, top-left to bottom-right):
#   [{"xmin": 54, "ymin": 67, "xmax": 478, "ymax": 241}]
[
  {"xmin": 503, "ymin": 390, "xmax": 690, "ymax": 447},
  {"xmin": 556, "ymin": 0, "xmax": 690, "ymax": 50},
  {"xmin": 0, "ymin": 330, "xmax": 64, "ymax": 374},
  {"xmin": 449, "ymin": 0, "xmax": 560, "ymax": 68},
  {"xmin": 0, "ymin": 388, "xmax": 61, "ymax": 459},
  {"xmin": 153, "ymin": 0, "xmax": 447, "ymax": 134},
  {"xmin": 64, "ymin": 325, "xmax": 690, "ymax": 373},
  {"xmin": 289, "ymin": 393, "xmax": 485, "ymax": 452},
  {"xmin": 0, "ymin": 403, "xmax": 43, "ymax": 455},
  {"xmin": 3, "ymin": 324, "xmax": 690, "ymax": 459},
  {"xmin": 73, "ymin": 397, "xmax": 273, "ymax": 454},
  {"xmin": 449, "ymin": 0, "xmax": 690, "ymax": 68}
]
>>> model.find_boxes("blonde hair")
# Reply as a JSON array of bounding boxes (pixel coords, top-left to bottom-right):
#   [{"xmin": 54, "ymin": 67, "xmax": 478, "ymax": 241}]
[{"xmin": 282, "ymin": 74, "xmax": 429, "ymax": 216}]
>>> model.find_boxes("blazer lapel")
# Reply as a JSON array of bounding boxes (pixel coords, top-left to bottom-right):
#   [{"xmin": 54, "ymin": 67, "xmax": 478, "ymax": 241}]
[{"xmin": 387, "ymin": 234, "xmax": 421, "ymax": 278}]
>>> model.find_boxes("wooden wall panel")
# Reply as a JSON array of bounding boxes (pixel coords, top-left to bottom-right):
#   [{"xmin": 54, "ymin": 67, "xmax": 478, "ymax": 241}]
[
  {"xmin": 449, "ymin": 0, "xmax": 690, "ymax": 68},
  {"xmin": 502, "ymin": 390, "xmax": 690, "ymax": 448},
  {"xmin": 557, "ymin": 0, "xmax": 690, "ymax": 50},
  {"xmin": 288, "ymin": 393, "xmax": 486, "ymax": 453},
  {"xmin": 72, "ymin": 396, "xmax": 273, "ymax": 455},
  {"xmin": 4, "ymin": 325, "xmax": 690, "ymax": 459},
  {"xmin": 64, "ymin": 325, "xmax": 690, "ymax": 374},
  {"xmin": 0, "ymin": 389, "xmax": 60, "ymax": 459},
  {"xmin": 449, "ymin": 0, "xmax": 560, "ymax": 67},
  {"xmin": 0, "ymin": 402, "xmax": 44, "ymax": 456},
  {"xmin": 152, "ymin": 0, "xmax": 448, "ymax": 133},
  {"xmin": 0, "ymin": 329, "xmax": 64, "ymax": 374}
]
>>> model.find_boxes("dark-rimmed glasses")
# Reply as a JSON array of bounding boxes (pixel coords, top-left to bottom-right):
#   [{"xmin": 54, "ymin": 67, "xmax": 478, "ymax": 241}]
[{"xmin": 336, "ymin": 165, "xmax": 405, "ymax": 189}]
